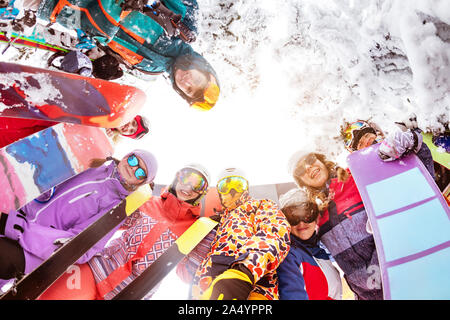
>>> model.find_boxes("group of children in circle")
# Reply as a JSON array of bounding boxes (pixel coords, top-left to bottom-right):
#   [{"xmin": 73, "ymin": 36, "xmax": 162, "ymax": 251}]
[
  {"xmin": 0, "ymin": 115, "xmax": 437, "ymax": 300},
  {"xmin": 0, "ymin": 0, "xmax": 445, "ymax": 300}
]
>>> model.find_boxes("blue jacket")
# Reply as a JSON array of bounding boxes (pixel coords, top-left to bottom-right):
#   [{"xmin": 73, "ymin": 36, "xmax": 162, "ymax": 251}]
[
  {"xmin": 37, "ymin": 0, "xmax": 199, "ymax": 74},
  {"xmin": 278, "ymin": 233, "xmax": 342, "ymax": 300}
]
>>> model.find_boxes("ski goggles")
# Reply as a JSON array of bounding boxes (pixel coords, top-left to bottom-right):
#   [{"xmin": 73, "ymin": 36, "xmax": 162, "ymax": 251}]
[
  {"xmin": 177, "ymin": 169, "xmax": 208, "ymax": 193},
  {"xmin": 285, "ymin": 203, "xmax": 319, "ymax": 226},
  {"xmin": 190, "ymin": 83, "xmax": 220, "ymax": 111},
  {"xmin": 127, "ymin": 154, "xmax": 147, "ymax": 180},
  {"xmin": 121, "ymin": 115, "xmax": 149, "ymax": 140},
  {"xmin": 294, "ymin": 153, "xmax": 318, "ymax": 177},
  {"xmin": 342, "ymin": 120, "xmax": 371, "ymax": 151},
  {"xmin": 217, "ymin": 176, "xmax": 249, "ymax": 195}
]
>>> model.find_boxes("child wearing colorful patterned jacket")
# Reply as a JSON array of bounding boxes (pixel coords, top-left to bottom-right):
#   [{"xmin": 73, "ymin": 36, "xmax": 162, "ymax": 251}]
[{"xmin": 191, "ymin": 168, "xmax": 291, "ymax": 300}]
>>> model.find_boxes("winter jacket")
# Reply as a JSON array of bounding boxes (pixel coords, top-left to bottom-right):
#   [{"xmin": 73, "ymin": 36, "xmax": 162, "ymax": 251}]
[
  {"xmin": 3, "ymin": 160, "xmax": 131, "ymax": 274},
  {"xmin": 191, "ymin": 193, "xmax": 291, "ymax": 300},
  {"xmin": 37, "ymin": 0, "xmax": 198, "ymax": 74},
  {"xmin": 88, "ymin": 190, "xmax": 200, "ymax": 299},
  {"xmin": 0, "ymin": 117, "xmax": 56, "ymax": 148},
  {"xmin": 277, "ymin": 233, "xmax": 342, "ymax": 300},
  {"xmin": 318, "ymin": 169, "xmax": 383, "ymax": 300}
]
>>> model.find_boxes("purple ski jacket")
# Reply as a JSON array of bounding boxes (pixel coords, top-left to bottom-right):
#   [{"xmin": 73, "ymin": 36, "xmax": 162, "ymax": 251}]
[{"xmin": 4, "ymin": 160, "xmax": 131, "ymax": 274}]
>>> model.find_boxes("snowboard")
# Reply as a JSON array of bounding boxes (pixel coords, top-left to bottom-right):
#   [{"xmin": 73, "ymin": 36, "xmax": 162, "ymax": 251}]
[
  {"xmin": 0, "ymin": 184, "xmax": 153, "ymax": 300},
  {"xmin": 347, "ymin": 144, "xmax": 450, "ymax": 299},
  {"xmin": 0, "ymin": 122, "xmax": 113, "ymax": 213},
  {"xmin": 0, "ymin": 61, "xmax": 146, "ymax": 128},
  {"xmin": 112, "ymin": 217, "xmax": 218, "ymax": 300}
]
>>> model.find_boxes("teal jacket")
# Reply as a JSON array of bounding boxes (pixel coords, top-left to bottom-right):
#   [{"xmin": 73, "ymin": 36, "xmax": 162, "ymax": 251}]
[{"xmin": 37, "ymin": 0, "xmax": 198, "ymax": 74}]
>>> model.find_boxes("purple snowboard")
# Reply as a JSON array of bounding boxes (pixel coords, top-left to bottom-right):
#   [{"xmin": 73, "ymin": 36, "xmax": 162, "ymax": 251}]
[{"xmin": 347, "ymin": 144, "xmax": 450, "ymax": 299}]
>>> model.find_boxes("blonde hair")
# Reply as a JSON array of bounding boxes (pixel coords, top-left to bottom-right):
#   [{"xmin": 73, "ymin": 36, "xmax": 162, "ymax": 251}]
[{"xmin": 292, "ymin": 153, "xmax": 349, "ymax": 211}]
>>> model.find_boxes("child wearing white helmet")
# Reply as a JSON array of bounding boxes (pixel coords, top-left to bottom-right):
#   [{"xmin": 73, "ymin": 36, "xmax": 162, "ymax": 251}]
[
  {"xmin": 39, "ymin": 162, "xmax": 211, "ymax": 300},
  {"xmin": 190, "ymin": 167, "xmax": 291, "ymax": 300},
  {"xmin": 277, "ymin": 188, "xmax": 342, "ymax": 300},
  {"xmin": 287, "ymin": 149, "xmax": 382, "ymax": 300}
]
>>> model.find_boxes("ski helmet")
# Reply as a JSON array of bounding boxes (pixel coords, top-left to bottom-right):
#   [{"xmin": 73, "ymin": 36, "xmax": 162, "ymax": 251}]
[
  {"xmin": 341, "ymin": 120, "xmax": 380, "ymax": 152},
  {"xmin": 279, "ymin": 188, "xmax": 309, "ymax": 210},
  {"xmin": 216, "ymin": 167, "xmax": 249, "ymax": 195},
  {"xmin": 170, "ymin": 163, "xmax": 210, "ymax": 206},
  {"xmin": 278, "ymin": 188, "xmax": 319, "ymax": 225},
  {"xmin": 216, "ymin": 167, "xmax": 247, "ymax": 184},
  {"xmin": 182, "ymin": 163, "xmax": 211, "ymax": 187}
]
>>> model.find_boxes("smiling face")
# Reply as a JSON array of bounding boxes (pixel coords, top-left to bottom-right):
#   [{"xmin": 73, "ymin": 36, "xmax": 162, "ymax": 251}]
[
  {"xmin": 295, "ymin": 154, "xmax": 329, "ymax": 188},
  {"xmin": 174, "ymin": 68, "xmax": 210, "ymax": 100},
  {"xmin": 174, "ymin": 171, "xmax": 206, "ymax": 202},
  {"xmin": 117, "ymin": 154, "xmax": 148, "ymax": 188},
  {"xmin": 117, "ymin": 119, "xmax": 138, "ymax": 136},
  {"xmin": 290, "ymin": 218, "xmax": 319, "ymax": 240},
  {"xmin": 356, "ymin": 132, "xmax": 377, "ymax": 150}
]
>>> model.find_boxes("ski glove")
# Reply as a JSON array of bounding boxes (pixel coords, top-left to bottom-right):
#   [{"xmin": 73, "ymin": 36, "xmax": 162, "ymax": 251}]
[
  {"xmin": 378, "ymin": 129, "xmax": 423, "ymax": 161},
  {"xmin": 200, "ymin": 265, "xmax": 254, "ymax": 300},
  {"xmin": 395, "ymin": 113, "xmax": 418, "ymax": 131}
]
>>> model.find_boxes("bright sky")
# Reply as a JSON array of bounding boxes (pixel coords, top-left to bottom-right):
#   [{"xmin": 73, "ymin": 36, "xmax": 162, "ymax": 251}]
[{"xmin": 114, "ymin": 75, "xmax": 310, "ymax": 187}]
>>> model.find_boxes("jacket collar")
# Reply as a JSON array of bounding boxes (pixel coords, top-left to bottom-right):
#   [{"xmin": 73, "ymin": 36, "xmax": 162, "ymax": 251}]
[{"xmin": 159, "ymin": 190, "xmax": 201, "ymax": 222}]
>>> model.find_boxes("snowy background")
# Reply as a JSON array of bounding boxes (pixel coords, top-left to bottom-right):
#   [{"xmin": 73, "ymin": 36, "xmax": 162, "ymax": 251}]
[
  {"xmin": 1, "ymin": 0, "xmax": 449, "ymax": 186},
  {"xmin": 1, "ymin": 0, "xmax": 449, "ymax": 299},
  {"xmin": 120, "ymin": 0, "xmax": 450, "ymax": 186}
]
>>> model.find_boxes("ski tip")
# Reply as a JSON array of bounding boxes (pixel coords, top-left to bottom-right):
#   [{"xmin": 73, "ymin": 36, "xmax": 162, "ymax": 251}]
[{"xmin": 125, "ymin": 184, "xmax": 153, "ymax": 215}]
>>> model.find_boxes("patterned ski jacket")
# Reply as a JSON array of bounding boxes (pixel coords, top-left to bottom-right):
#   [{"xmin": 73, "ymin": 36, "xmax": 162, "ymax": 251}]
[
  {"xmin": 88, "ymin": 190, "xmax": 200, "ymax": 299},
  {"xmin": 277, "ymin": 233, "xmax": 342, "ymax": 300},
  {"xmin": 3, "ymin": 160, "xmax": 130, "ymax": 274},
  {"xmin": 191, "ymin": 193, "xmax": 291, "ymax": 300},
  {"xmin": 318, "ymin": 169, "xmax": 383, "ymax": 300},
  {"xmin": 38, "ymin": 0, "xmax": 198, "ymax": 74}
]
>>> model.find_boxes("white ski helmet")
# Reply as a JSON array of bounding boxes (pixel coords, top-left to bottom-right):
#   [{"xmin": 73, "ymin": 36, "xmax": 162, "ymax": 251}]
[
  {"xmin": 181, "ymin": 163, "xmax": 210, "ymax": 187},
  {"xmin": 278, "ymin": 188, "xmax": 309, "ymax": 211},
  {"xmin": 216, "ymin": 167, "xmax": 247, "ymax": 184}
]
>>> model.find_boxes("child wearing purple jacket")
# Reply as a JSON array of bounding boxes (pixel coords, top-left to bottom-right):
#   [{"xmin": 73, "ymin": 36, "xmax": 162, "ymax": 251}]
[{"xmin": 0, "ymin": 149, "xmax": 158, "ymax": 284}]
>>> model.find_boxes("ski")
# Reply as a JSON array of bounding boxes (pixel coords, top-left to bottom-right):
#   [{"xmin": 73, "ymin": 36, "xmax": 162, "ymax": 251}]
[
  {"xmin": 0, "ymin": 32, "xmax": 70, "ymax": 53},
  {"xmin": 112, "ymin": 217, "xmax": 218, "ymax": 300},
  {"xmin": 1, "ymin": 31, "xmax": 21, "ymax": 54},
  {"xmin": 0, "ymin": 184, "xmax": 153, "ymax": 300}
]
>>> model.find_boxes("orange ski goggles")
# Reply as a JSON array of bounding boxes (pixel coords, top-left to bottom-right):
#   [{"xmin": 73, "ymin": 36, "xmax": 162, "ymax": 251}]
[{"xmin": 190, "ymin": 83, "xmax": 220, "ymax": 111}]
